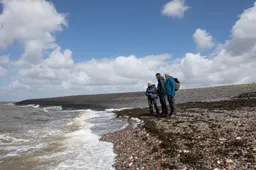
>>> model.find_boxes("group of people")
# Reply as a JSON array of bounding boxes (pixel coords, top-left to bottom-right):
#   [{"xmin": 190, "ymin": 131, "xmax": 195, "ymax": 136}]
[{"xmin": 145, "ymin": 72, "xmax": 177, "ymax": 117}]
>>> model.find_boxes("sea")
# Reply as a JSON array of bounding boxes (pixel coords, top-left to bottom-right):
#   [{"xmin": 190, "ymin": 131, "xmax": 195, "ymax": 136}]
[{"xmin": 0, "ymin": 103, "xmax": 135, "ymax": 170}]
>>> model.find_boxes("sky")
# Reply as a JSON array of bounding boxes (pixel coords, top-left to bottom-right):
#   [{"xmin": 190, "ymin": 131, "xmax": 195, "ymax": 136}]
[{"xmin": 0, "ymin": 0, "xmax": 256, "ymax": 101}]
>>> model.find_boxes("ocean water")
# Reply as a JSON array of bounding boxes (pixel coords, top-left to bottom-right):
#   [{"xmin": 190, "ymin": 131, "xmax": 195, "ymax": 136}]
[{"xmin": 0, "ymin": 104, "xmax": 129, "ymax": 170}]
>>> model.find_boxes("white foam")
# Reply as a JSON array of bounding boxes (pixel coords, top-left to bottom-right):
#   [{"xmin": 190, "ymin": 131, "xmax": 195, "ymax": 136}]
[
  {"xmin": 43, "ymin": 106, "xmax": 63, "ymax": 111},
  {"xmin": 61, "ymin": 109, "xmax": 90, "ymax": 113},
  {"xmin": 0, "ymin": 143, "xmax": 47, "ymax": 159},
  {"xmin": 26, "ymin": 128, "xmax": 64, "ymax": 139},
  {"xmin": 130, "ymin": 117, "xmax": 144, "ymax": 127},
  {"xmin": 119, "ymin": 122, "xmax": 129, "ymax": 130},
  {"xmin": 43, "ymin": 108, "xmax": 49, "ymax": 113},
  {"xmin": 45, "ymin": 110, "xmax": 115, "ymax": 170},
  {"xmin": 21, "ymin": 104, "xmax": 40, "ymax": 108},
  {"xmin": 130, "ymin": 117, "xmax": 143, "ymax": 123},
  {"xmin": 66, "ymin": 110, "xmax": 98, "ymax": 128},
  {"xmin": 0, "ymin": 134, "xmax": 29, "ymax": 144},
  {"xmin": 106, "ymin": 108, "xmax": 130, "ymax": 112}
]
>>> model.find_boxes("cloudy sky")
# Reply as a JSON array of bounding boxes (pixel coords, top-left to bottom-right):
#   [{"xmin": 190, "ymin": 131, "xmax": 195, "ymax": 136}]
[{"xmin": 0, "ymin": 0, "xmax": 256, "ymax": 101}]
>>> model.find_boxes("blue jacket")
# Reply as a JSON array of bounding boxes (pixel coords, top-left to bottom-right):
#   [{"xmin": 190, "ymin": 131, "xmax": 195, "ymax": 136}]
[
  {"xmin": 165, "ymin": 76, "xmax": 176, "ymax": 96},
  {"xmin": 145, "ymin": 84, "xmax": 158, "ymax": 99}
]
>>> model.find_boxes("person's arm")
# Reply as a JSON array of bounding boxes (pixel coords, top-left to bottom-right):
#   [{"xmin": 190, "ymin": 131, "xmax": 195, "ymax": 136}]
[
  {"xmin": 169, "ymin": 78, "xmax": 175, "ymax": 95},
  {"xmin": 147, "ymin": 87, "xmax": 155, "ymax": 94},
  {"xmin": 145, "ymin": 88, "xmax": 150, "ymax": 96}
]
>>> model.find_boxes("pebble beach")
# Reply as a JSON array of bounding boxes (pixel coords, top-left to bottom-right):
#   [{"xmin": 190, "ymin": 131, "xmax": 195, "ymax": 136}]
[
  {"xmin": 14, "ymin": 83, "xmax": 256, "ymax": 169},
  {"xmin": 102, "ymin": 84, "xmax": 256, "ymax": 170}
]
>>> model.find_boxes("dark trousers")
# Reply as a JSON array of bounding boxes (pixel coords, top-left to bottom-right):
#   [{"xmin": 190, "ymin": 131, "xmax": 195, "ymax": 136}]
[
  {"xmin": 159, "ymin": 95, "xmax": 168, "ymax": 115},
  {"xmin": 167, "ymin": 95, "xmax": 177, "ymax": 115},
  {"xmin": 148, "ymin": 98, "xmax": 159, "ymax": 115}
]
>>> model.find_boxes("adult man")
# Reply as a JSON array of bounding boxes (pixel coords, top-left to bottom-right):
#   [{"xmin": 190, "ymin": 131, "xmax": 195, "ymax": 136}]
[
  {"xmin": 164, "ymin": 72, "xmax": 177, "ymax": 116},
  {"xmin": 156, "ymin": 73, "xmax": 168, "ymax": 116},
  {"xmin": 145, "ymin": 81, "xmax": 160, "ymax": 115}
]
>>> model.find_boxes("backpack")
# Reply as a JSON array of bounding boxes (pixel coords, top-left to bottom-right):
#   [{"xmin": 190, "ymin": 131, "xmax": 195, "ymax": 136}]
[{"xmin": 174, "ymin": 78, "xmax": 180, "ymax": 91}]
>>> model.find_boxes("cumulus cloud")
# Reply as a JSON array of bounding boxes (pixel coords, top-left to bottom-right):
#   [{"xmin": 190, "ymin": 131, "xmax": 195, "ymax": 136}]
[
  {"xmin": 45, "ymin": 47, "xmax": 74, "ymax": 69},
  {"xmin": 14, "ymin": 54, "xmax": 171, "ymax": 89},
  {"xmin": 0, "ymin": 55, "xmax": 9, "ymax": 64},
  {"xmin": 193, "ymin": 29, "xmax": 215, "ymax": 51},
  {"xmin": 0, "ymin": 66, "xmax": 6, "ymax": 78},
  {"xmin": 0, "ymin": 0, "xmax": 67, "ymax": 65},
  {"xmin": 0, "ymin": 56, "xmax": 9, "ymax": 78},
  {"xmin": 1, "ymin": 0, "xmax": 256, "ymax": 100},
  {"xmin": 182, "ymin": 1, "xmax": 256, "ymax": 86},
  {"xmin": 162, "ymin": 0, "xmax": 190, "ymax": 18}
]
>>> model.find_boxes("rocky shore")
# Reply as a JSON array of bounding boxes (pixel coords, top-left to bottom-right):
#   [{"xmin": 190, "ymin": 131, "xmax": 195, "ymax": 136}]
[
  {"xmin": 15, "ymin": 84, "xmax": 256, "ymax": 110},
  {"xmin": 102, "ymin": 92, "xmax": 256, "ymax": 170},
  {"xmin": 14, "ymin": 83, "xmax": 256, "ymax": 169}
]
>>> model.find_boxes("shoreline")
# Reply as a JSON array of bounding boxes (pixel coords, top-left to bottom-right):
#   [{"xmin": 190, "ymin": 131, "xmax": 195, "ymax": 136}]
[
  {"xmin": 102, "ymin": 92, "xmax": 256, "ymax": 169},
  {"xmin": 15, "ymin": 84, "xmax": 256, "ymax": 110}
]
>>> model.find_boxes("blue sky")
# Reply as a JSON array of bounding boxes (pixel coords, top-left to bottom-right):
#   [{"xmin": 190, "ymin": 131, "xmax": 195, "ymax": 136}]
[
  {"xmin": 0, "ymin": 0, "xmax": 256, "ymax": 101},
  {"xmin": 2, "ymin": 0, "xmax": 253, "ymax": 61},
  {"xmin": 52, "ymin": 0, "xmax": 254, "ymax": 61}
]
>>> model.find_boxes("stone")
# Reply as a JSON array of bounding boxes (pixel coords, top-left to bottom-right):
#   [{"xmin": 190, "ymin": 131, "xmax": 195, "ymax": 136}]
[
  {"xmin": 226, "ymin": 159, "xmax": 233, "ymax": 163},
  {"xmin": 236, "ymin": 137, "xmax": 242, "ymax": 140},
  {"xmin": 252, "ymin": 148, "xmax": 256, "ymax": 153},
  {"xmin": 219, "ymin": 138, "xmax": 227, "ymax": 141},
  {"xmin": 183, "ymin": 150, "xmax": 190, "ymax": 153}
]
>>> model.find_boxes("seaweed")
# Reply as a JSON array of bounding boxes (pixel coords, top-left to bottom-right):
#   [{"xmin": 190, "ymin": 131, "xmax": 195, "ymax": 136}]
[
  {"xmin": 180, "ymin": 152, "xmax": 203, "ymax": 165},
  {"xmin": 142, "ymin": 120, "xmax": 179, "ymax": 157}
]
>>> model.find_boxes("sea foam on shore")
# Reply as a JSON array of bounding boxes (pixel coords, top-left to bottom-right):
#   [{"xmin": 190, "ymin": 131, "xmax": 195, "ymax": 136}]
[{"xmin": 0, "ymin": 104, "xmax": 129, "ymax": 170}]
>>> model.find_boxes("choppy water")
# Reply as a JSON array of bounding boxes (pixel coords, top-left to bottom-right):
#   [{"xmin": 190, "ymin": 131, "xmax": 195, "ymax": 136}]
[{"xmin": 0, "ymin": 104, "xmax": 129, "ymax": 170}]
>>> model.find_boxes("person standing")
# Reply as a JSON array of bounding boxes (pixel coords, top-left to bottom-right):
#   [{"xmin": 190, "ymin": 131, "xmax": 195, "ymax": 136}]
[
  {"xmin": 155, "ymin": 73, "xmax": 168, "ymax": 116},
  {"xmin": 145, "ymin": 81, "xmax": 160, "ymax": 115},
  {"xmin": 164, "ymin": 72, "xmax": 177, "ymax": 116}
]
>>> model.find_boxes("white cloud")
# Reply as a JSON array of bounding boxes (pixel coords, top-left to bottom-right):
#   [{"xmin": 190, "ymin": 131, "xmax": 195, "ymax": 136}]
[
  {"xmin": 0, "ymin": 0, "xmax": 66, "ymax": 65},
  {"xmin": 0, "ymin": 66, "xmax": 6, "ymax": 78},
  {"xmin": 1, "ymin": 0, "xmax": 256, "ymax": 101},
  {"xmin": 162, "ymin": 0, "xmax": 190, "ymax": 18},
  {"xmin": 232, "ymin": 2, "xmax": 256, "ymax": 39},
  {"xmin": 0, "ymin": 56, "xmax": 9, "ymax": 78},
  {"xmin": 0, "ymin": 55, "xmax": 9, "ymax": 64},
  {"xmin": 14, "ymin": 54, "xmax": 170, "ymax": 89},
  {"xmin": 45, "ymin": 47, "xmax": 74, "ymax": 69},
  {"xmin": 193, "ymin": 29, "xmax": 215, "ymax": 51},
  {"xmin": 184, "ymin": 2, "xmax": 256, "ymax": 85}
]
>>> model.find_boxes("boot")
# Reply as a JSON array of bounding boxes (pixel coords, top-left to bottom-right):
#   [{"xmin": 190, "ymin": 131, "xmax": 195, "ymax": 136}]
[
  {"xmin": 150, "ymin": 108, "xmax": 154, "ymax": 115},
  {"xmin": 160, "ymin": 110, "xmax": 168, "ymax": 117},
  {"xmin": 167, "ymin": 112, "xmax": 174, "ymax": 117},
  {"xmin": 156, "ymin": 108, "xmax": 160, "ymax": 116}
]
